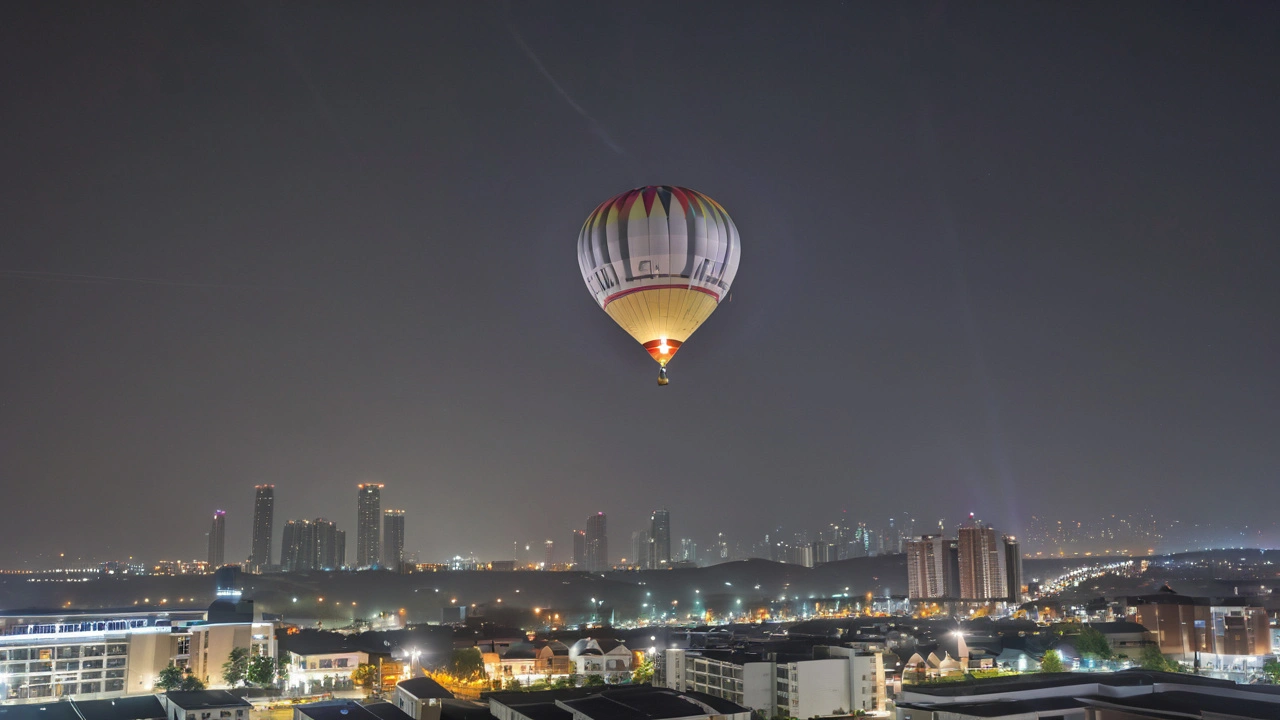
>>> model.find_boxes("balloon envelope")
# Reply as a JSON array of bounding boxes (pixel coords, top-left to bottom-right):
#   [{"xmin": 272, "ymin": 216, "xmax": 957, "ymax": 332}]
[{"xmin": 577, "ymin": 186, "xmax": 741, "ymax": 367}]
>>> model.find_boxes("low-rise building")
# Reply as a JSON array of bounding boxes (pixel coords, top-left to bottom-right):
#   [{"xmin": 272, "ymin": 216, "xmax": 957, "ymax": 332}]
[
  {"xmin": 566, "ymin": 639, "xmax": 631, "ymax": 681},
  {"xmin": 1126, "ymin": 592, "xmax": 1271, "ymax": 675},
  {"xmin": 158, "ymin": 690, "xmax": 252, "ymax": 720},
  {"xmin": 895, "ymin": 669, "xmax": 1280, "ymax": 720},
  {"xmin": 487, "ymin": 686, "xmax": 749, "ymax": 720},
  {"xmin": 664, "ymin": 645, "xmax": 886, "ymax": 718},
  {"xmin": 394, "ymin": 677, "xmax": 453, "ymax": 720},
  {"xmin": 186, "ymin": 600, "xmax": 278, "ymax": 689},
  {"xmin": 0, "ymin": 609, "xmax": 204, "ymax": 702}
]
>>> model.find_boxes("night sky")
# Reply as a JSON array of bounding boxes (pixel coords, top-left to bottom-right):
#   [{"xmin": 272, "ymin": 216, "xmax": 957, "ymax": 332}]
[{"xmin": 2, "ymin": 1, "xmax": 1277, "ymax": 566}]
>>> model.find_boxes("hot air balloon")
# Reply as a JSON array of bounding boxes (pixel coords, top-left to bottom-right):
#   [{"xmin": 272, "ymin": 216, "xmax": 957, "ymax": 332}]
[{"xmin": 577, "ymin": 186, "xmax": 741, "ymax": 385}]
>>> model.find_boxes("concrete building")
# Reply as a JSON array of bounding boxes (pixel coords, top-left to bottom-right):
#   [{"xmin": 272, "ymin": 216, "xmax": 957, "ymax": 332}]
[
  {"xmin": 907, "ymin": 535, "xmax": 949, "ymax": 600},
  {"xmin": 571, "ymin": 530, "xmax": 586, "ymax": 568},
  {"xmin": 585, "ymin": 513, "xmax": 608, "ymax": 572},
  {"xmin": 543, "ymin": 540, "xmax": 553, "ymax": 568},
  {"xmin": 957, "ymin": 523, "xmax": 1006, "ymax": 601},
  {"xmin": 568, "ymin": 638, "xmax": 632, "ymax": 681},
  {"xmin": 281, "ymin": 519, "xmax": 345, "ymax": 572},
  {"xmin": 293, "ymin": 700, "xmax": 414, "ymax": 720},
  {"xmin": 393, "ymin": 677, "xmax": 453, "ymax": 720},
  {"xmin": 1127, "ymin": 592, "xmax": 1271, "ymax": 674},
  {"xmin": 207, "ymin": 511, "xmax": 226, "ymax": 568},
  {"xmin": 1003, "ymin": 535, "xmax": 1023, "ymax": 604},
  {"xmin": 282, "ymin": 634, "xmax": 370, "ymax": 694},
  {"xmin": 159, "ymin": 691, "xmax": 252, "ymax": 720},
  {"xmin": 487, "ymin": 686, "xmax": 749, "ymax": 720},
  {"xmin": 664, "ymin": 646, "xmax": 885, "ymax": 718},
  {"xmin": 632, "ymin": 529, "xmax": 652, "ymax": 570},
  {"xmin": 186, "ymin": 600, "xmax": 277, "ymax": 689},
  {"xmin": 651, "ymin": 509, "xmax": 672, "ymax": 567},
  {"xmin": 895, "ymin": 669, "xmax": 1280, "ymax": 720},
  {"xmin": 383, "ymin": 510, "xmax": 405, "ymax": 571},
  {"xmin": 356, "ymin": 483, "xmax": 383, "ymax": 569},
  {"xmin": 249, "ymin": 485, "xmax": 275, "ymax": 572},
  {"xmin": 0, "ymin": 609, "xmax": 203, "ymax": 702}
]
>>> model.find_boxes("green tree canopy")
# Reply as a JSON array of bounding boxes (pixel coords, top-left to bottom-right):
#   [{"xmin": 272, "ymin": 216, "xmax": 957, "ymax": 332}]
[
  {"xmin": 351, "ymin": 663, "xmax": 379, "ymax": 690},
  {"xmin": 155, "ymin": 664, "xmax": 186, "ymax": 691},
  {"xmin": 631, "ymin": 657, "xmax": 654, "ymax": 685},
  {"xmin": 1040, "ymin": 650, "xmax": 1066, "ymax": 673},
  {"xmin": 247, "ymin": 654, "xmax": 277, "ymax": 687},
  {"xmin": 584, "ymin": 674, "xmax": 606, "ymax": 687},
  {"xmin": 1137, "ymin": 644, "xmax": 1180, "ymax": 673},
  {"xmin": 222, "ymin": 648, "xmax": 250, "ymax": 688},
  {"xmin": 1074, "ymin": 626, "xmax": 1113, "ymax": 660},
  {"xmin": 1262, "ymin": 659, "xmax": 1280, "ymax": 683},
  {"xmin": 448, "ymin": 648, "xmax": 486, "ymax": 681}
]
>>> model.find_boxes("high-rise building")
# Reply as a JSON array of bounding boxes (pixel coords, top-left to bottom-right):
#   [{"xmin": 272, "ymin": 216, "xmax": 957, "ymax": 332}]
[
  {"xmin": 958, "ymin": 523, "xmax": 1007, "ymax": 600},
  {"xmin": 585, "ymin": 512, "xmax": 608, "ymax": 572},
  {"xmin": 281, "ymin": 519, "xmax": 345, "ymax": 571},
  {"xmin": 633, "ymin": 530, "xmax": 652, "ymax": 569},
  {"xmin": 906, "ymin": 535, "xmax": 949, "ymax": 599},
  {"xmin": 208, "ymin": 510, "xmax": 226, "ymax": 567},
  {"xmin": 383, "ymin": 509, "xmax": 405, "ymax": 570},
  {"xmin": 356, "ymin": 483, "xmax": 383, "ymax": 568},
  {"xmin": 680, "ymin": 538, "xmax": 697, "ymax": 563},
  {"xmin": 250, "ymin": 485, "xmax": 275, "ymax": 571},
  {"xmin": 572, "ymin": 530, "xmax": 586, "ymax": 567},
  {"xmin": 1004, "ymin": 535, "xmax": 1023, "ymax": 604},
  {"xmin": 944, "ymin": 539, "xmax": 961, "ymax": 598},
  {"xmin": 650, "ymin": 509, "xmax": 671, "ymax": 567},
  {"xmin": 544, "ymin": 539, "xmax": 554, "ymax": 567}
]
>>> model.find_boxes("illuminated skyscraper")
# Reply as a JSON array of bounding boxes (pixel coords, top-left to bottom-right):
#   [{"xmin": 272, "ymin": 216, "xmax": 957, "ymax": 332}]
[
  {"xmin": 356, "ymin": 483, "xmax": 383, "ymax": 568},
  {"xmin": 906, "ymin": 535, "xmax": 948, "ymax": 599},
  {"xmin": 208, "ymin": 510, "xmax": 226, "ymax": 567},
  {"xmin": 1004, "ymin": 535, "xmax": 1023, "ymax": 604},
  {"xmin": 958, "ymin": 522, "xmax": 1007, "ymax": 600},
  {"xmin": 585, "ymin": 512, "xmax": 608, "ymax": 572},
  {"xmin": 650, "ymin": 509, "xmax": 671, "ymax": 567},
  {"xmin": 383, "ymin": 509, "xmax": 405, "ymax": 570},
  {"xmin": 282, "ymin": 519, "xmax": 345, "ymax": 571},
  {"xmin": 544, "ymin": 539, "xmax": 554, "ymax": 567},
  {"xmin": 572, "ymin": 530, "xmax": 586, "ymax": 567},
  {"xmin": 250, "ymin": 485, "xmax": 274, "ymax": 571}
]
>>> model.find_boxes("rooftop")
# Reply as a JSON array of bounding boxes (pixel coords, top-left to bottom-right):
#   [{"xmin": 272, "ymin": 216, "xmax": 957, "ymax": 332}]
[
  {"xmin": 162, "ymin": 691, "xmax": 254, "ymax": 710},
  {"xmin": 898, "ymin": 696, "xmax": 1086, "ymax": 718},
  {"xmin": 1079, "ymin": 690, "xmax": 1280, "ymax": 720},
  {"xmin": 0, "ymin": 703, "xmax": 83, "ymax": 720},
  {"xmin": 396, "ymin": 676, "xmax": 454, "ymax": 700},
  {"xmin": 902, "ymin": 669, "xmax": 1235, "ymax": 698},
  {"xmin": 75, "ymin": 697, "xmax": 167, "ymax": 720}
]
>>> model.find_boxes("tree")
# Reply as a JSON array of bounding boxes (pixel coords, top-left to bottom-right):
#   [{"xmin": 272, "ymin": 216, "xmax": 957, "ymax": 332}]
[
  {"xmin": 247, "ymin": 654, "xmax": 277, "ymax": 687},
  {"xmin": 180, "ymin": 670, "xmax": 206, "ymax": 691},
  {"xmin": 1075, "ymin": 626, "xmax": 1113, "ymax": 660},
  {"xmin": 504, "ymin": 677, "xmax": 522, "ymax": 691},
  {"xmin": 276, "ymin": 658, "xmax": 291, "ymax": 689},
  {"xmin": 584, "ymin": 674, "xmax": 605, "ymax": 687},
  {"xmin": 1263, "ymin": 659, "xmax": 1280, "ymax": 684},
  {"xmin": 448, "ymin": 648, "xmax": 486, "ymax": 681},
  {"xmin": 631, "ymin": 657, "xmax": 654, "ymax": 685},
  {"xmin": 222, "ymin": 647, "xmax": 250, "ymax": 688},
  {"xmin": 351, "ymin": 663, "xmax": 379, "ymax": 690},
  {"xmin": 156, "ymin": 663, "xmax": 187, "ymax": 691},
  {"xmin": 1137, "ymin": 644, "xmax": 1180, "ymax": 673},
  {"xmin": 1040, "ymin": 650, "xmax": 1066, "ymax": 673}
]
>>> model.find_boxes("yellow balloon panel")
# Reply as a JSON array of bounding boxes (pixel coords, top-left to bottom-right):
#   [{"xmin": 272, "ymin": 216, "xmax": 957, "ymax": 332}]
[{"xmin": 603, "ymin": 287, "xmax": 719, "ymax": 364}]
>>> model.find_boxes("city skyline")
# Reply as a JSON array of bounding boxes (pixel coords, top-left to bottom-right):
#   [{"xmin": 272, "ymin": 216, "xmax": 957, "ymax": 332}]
[{"xmin": 1, "ymin": 2, "xmax": 1278, "ymax": 565}]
